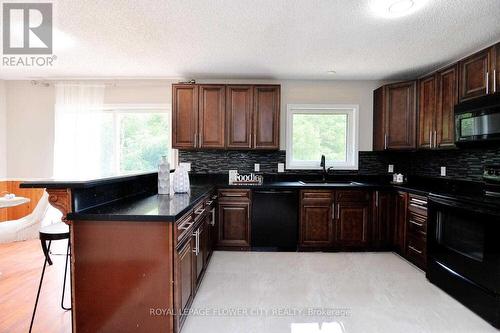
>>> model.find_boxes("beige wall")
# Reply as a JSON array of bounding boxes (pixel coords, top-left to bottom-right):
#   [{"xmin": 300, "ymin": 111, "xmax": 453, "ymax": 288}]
[
  {"xmin": 4, "ymin": 79, "xmax": 382, "ymax": 178},
  {"xmin": 0, "ymin": 81, "xmax": 6, "ymax": 178}
]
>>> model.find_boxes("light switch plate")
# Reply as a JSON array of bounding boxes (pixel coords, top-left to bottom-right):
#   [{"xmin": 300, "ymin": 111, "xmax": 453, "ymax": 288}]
[
  {"xmin": 180, "ymin": 162, "xmax": 191, "ymax": 172},
  {"xmin": 440, "ymin": 166, "xmax": 446, "ymax": 177},
  {"xmin": 278, "ymin": 163, "xmax": 285, "ymax": 173},
  {"xmin": 388, "ymin": 164, "xmax": 394, "ymax": 173},
  {"xmin": 254, "ymin": 163, "xmax": 260, "ymax": 172}
]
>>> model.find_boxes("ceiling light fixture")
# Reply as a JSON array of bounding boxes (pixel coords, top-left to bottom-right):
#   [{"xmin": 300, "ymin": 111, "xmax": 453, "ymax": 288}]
[
  {"xmin": 327, "ymin": 70, "xmax": 336, "ymax": 74},
  {"xmin": 388, "ymin": 0, "xmax": 414, "ymax": 13},
  {"xmin": 370, "ymin": 0, "xmax": 427, "ymax": 18}
]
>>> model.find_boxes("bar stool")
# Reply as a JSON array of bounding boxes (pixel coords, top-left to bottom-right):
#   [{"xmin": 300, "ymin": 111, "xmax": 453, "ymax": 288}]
[{"xmin": 29, "ymin": 222, "xmax": 71, "ymax": 333}]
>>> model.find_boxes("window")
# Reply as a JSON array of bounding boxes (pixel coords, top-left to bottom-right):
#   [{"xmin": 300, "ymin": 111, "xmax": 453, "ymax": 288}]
[
  {"xmin": 101, "ymin": 104, "xmax": 174, "ymax": 175},
  {"xmin": 286, "ymin": 104, "xmax": 359, "ymax": 170}
]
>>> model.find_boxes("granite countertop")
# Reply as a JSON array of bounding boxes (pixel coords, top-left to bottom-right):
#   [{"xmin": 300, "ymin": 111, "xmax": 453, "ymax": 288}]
[{"xmin": 68, "ymin": 185, "xmax": 216, "ymax": 222}]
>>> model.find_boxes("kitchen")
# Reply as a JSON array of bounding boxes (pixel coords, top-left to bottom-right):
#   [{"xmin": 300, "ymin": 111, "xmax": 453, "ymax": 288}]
[{"xmin": 1, "ymin": 1, "xmax": 500, "ymax": 333}]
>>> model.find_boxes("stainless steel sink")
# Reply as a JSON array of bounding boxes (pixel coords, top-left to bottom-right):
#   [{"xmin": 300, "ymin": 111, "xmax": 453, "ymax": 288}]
[{"xmin": 298, "ymin": 180, "xmax": 364, "ymax": 186}]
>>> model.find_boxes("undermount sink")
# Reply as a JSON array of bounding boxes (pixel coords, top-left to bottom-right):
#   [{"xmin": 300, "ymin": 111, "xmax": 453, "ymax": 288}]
[{"xmin": 298, "ymin": 180, "xmax": 364, "ymax": 186}]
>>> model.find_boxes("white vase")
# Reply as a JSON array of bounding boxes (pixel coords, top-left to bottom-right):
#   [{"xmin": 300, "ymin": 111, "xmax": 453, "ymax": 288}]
[
  {"xmin": 158, "ymin": 156, "xmax": 170, "ymax": 195},
  {"xmin": 173, "ymin": 164, "xmax": 190, "ymax": 193}
]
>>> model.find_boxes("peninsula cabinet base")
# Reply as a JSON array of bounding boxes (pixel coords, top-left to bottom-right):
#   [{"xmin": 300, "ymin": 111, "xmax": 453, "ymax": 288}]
[{"xmin": 72, "ymin": 221, "xmax": 175, "ymax": 333}]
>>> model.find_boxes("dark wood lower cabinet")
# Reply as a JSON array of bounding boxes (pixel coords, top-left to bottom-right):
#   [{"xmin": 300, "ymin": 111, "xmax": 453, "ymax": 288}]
[
  {"xmin": 216, "ymin": 190, "xmax": 251, "ymax": 250},
  {"xmin": 372, "ymin": 191, "xmax": 395, "ymax": 249},
  {"xmin": 394, "ymin": 191, "xmax": 408, "ymax": 255},
  {"xmin": 175, "ymin": 237, "xmax": 194, "ymax": 332},
  {"xmin": 299, "ymin": 190, "xmax": 334, "ymax": 249},
  {"xmin": 336, "ymin": 202, "xmax": 370, "ymax": 249}
]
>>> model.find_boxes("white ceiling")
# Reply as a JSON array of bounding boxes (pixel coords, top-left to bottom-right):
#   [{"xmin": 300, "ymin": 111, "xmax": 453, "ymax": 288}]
[{"xmin": 1, "ymin": 0, "xmax": 500, "ymax": 80}]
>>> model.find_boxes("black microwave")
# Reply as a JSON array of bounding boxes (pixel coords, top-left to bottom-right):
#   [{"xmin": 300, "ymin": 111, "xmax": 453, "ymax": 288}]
[{"xmin": 455, "ymin": 94, "xmax": 500, "ymax": 144}]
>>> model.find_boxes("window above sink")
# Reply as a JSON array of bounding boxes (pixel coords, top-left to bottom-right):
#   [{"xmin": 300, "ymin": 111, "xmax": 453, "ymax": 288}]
[{"xmin": 285, "ymin": 104, "xmax": 359, "ymax": 170}]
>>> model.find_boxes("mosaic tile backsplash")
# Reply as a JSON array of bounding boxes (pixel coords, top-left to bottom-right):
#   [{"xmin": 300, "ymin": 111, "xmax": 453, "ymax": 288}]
[{"xmin": 179, "ymin": 147, "xmax": 500, "ymax": 181}]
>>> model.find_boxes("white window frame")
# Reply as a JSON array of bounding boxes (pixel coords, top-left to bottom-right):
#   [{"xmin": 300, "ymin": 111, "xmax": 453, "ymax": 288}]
[
  {"xmin": 286, "ymin": 104, "xmax": 359, "ymax": 170},
  {"xmin": 101, "ymin": 103, "xmax": 177, "ymax": 173}
]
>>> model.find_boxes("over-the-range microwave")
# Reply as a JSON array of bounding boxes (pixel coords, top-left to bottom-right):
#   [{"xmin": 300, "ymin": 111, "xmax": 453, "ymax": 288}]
[{"xmin": 455, "ymin": 93, "xmax": 500, "ymax": 145}]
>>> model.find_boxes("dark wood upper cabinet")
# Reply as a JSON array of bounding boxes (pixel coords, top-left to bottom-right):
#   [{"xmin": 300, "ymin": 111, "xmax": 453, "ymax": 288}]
[
  {"xmin": 436, "ymin": 65, "xmax": 458, "ymax": 148},
  {"xmin": 172, "ymin": 85, "xmax": 198, "ymax": 149},
  {"xmin": 253, "ymin": 85, "xmax": 280, "ymax": 150},
  {"xmin": 385, "ymin": 81, "xmax": 417, "ymax": 150},
  {"xmin": 459, "ymin": 47, "xmax": 492, "ymax": 102},
  {"xmin": 372, "ymin": 87, "xmax": 386, "ymax": 151},
  {"xmin": 299, "ymin": 191, "xmax": 334, "ymax": 248},
  {"xmin": 199, "ymin": 85, "xmax": 225, "ymax": 149},
  {"xmin": 418, "ymin": 75, "xmax": 437, "ymax": 149},
  {"xmin": 226, "ymin": 85, "xmax": 253, "ymax": 149}
]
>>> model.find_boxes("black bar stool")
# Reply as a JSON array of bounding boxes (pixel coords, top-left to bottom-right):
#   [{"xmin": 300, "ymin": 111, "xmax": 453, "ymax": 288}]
[{"xmin": 29, "ymin": 222, "xmax": 72, "ymax": 333}]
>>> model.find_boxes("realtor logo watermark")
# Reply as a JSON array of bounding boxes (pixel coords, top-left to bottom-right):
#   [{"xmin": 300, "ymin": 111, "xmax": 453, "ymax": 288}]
[{"xmin": 2, "ymin": 2, "xmax": 56, "ymax": 66}]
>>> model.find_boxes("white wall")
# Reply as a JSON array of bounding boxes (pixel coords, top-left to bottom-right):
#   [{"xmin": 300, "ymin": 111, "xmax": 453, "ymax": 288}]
[
  {"xmin": 4, "ymin": 79, "xmax": 382, "ymax": 178},
  {"xmin": 0, "ymin": 80, "xmax": 7, "ymax": 178}
]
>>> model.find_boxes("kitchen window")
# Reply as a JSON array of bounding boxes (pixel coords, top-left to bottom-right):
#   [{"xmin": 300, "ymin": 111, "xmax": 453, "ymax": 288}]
[
  {"xmin": 101, "ymin": 104, "xmax": 174, "ymax": 175},
  {"xmin": 286, "ymin": 104, "xmax": 359, "ymax": 170}
]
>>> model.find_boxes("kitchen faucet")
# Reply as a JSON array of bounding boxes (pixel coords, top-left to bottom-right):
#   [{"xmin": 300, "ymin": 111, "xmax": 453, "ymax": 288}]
[{"xmin": 320, "ymin": 155, "xmax": 334, "ymax": 182}]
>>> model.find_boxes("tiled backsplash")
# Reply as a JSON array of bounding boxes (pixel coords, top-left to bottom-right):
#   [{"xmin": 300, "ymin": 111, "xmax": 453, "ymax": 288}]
[{"xmin": 179, "ymin": 147, "xmax": 500, "ymax": 181}]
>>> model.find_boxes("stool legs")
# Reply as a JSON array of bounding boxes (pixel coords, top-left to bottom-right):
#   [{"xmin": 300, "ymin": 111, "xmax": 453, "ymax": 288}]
[
  {"xmin": 61, "ymin": 239, "xmax": 71, "ymax": 310},
  {"xmin": 29, "ymin": 241, "xmax": 52, "ymax": 333},
  {"xmin": 40, "ymin": 239, "xmax": 53, "ymax": 266}
]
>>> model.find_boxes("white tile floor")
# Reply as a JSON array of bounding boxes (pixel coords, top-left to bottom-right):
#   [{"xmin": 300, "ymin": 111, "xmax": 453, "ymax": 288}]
[{"xmin": 182, "ymin": 251, "xmax": 497, "ymax": 333}]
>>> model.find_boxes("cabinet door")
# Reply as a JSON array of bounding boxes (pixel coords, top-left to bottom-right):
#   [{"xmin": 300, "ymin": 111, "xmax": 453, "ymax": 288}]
[
  {"xmin": 394, "ymin": 192, "xmax": 408, "ymax": 255},
  {"xmin": 373, "ymin": 87, "xmax": 386, "ymax": 151},
  {"xmin": 372, "ymin": 191, "xmax": 394, "ymax": 250},
  {"xmin": 459, "ymin": 48, "xmax": 492, "ymax": 102},
  {"xmin": 299, "ymin": 191, "xmax": 334, "ymax": 248},
  {"xmin": 217, "ymin": 202, "xmax": 250, "ymax": 248},
  {"xmin": 418, "ymin": 75, "xmax": 437, "ymax": 149},
  {"xmin": 172, "ymin": 84, "xmax": 198, "ymax": 149},
  {"xmin": 199, "ymin": 85, "xmax": 225, "ymax": 149},
  {"xmin": 226, "ymin": 85, "xmax": 253, "ymax": 149},
  {"xmin": 336, "ymin": 202, "xmax": 370, "ymax": 249},
  {"xmin": 253, "ymin": 85, "xmax": 280, "ymax": 149},
  {"xmin": 175, "ymin": 238, "xmax": 193, "ymax": 330},
  {"xmin": 436, "ymin": 65, "xmax": 458, "ymax": 148},
  {"xmin": 385, "ymin": 81, "xmax": 417, "ymax": 150},
  {"xmin": 193, "ymin": 221, "xmax": 207, "ymax": 286}
]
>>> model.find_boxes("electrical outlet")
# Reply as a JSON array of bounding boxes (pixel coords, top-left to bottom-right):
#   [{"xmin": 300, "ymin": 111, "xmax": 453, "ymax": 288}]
[
  {"xmin": 254, "ymin": 163, "xmax": 260, "ymax": 172},
  {"xmin": 440, "ymin": 166, "xmax": 446, "ymax": 177},
  {"xmin": 278, "ymin": 163, "xmax": 285, "ymax": 173},
  {"xmin": 180, "ymin": 162, "xmax": 191, "ymax": 172},
  {"xmin": 388, "ymin": 164, "xmax": 394, "ymax": 173}
]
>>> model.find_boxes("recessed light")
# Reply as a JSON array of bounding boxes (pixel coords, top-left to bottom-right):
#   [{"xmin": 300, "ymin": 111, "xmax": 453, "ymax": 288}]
[
  {"xmin": 389, "ymin": 0, "xmax": 414, "ymax": 13},
  {"xmin": 327, "ymin": 70, "xmax": 336, "ymax": 74}
]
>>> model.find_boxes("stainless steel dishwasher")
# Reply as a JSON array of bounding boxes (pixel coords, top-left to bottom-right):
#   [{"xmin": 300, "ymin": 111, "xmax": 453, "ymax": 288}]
[{"xmin": 251, "ymin": 189, "xmax": 298, "ymax": 251}]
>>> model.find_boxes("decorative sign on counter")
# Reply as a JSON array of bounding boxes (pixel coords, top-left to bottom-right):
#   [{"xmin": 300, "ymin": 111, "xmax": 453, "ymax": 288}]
[{"xmin": 228, "ymin": 171, "xmax": 263, "ymax": 186}]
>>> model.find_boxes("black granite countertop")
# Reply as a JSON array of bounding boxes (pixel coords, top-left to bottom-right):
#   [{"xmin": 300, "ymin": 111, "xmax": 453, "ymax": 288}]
[
  {"xmin": 41, "ymin": 172, "xmax": 487, "ymax": 223},
  {"xmin": 67, "ymin": 185, "xmax": 216, "ymax": 222}
]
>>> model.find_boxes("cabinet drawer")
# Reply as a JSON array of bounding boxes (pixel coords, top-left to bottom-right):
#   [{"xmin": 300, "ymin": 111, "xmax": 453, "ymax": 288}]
[
  {"xmin": 335, "ymin": 190, "xmax": 370, "ymax": 203},
  {"xmin": 218, "ymin": 189, "xmax": 251, "ymax": 201},
  {"xmin": 176, "ymin": 212, "xmax": 195, "ymax": 245},
  {"xmin": 301, "ymin": 190, "xmax": 333, "ymax": 201},
  {"xmin": 406, "ymin": 235, "xmax": 426, "ymax": 269},
  {"xmin": 408, "ymin": 194, "xmax": 427, "ymax": 216},
  {"xmin": 407, "ymin": 212, "xmax": 427, "ymax": 237}
]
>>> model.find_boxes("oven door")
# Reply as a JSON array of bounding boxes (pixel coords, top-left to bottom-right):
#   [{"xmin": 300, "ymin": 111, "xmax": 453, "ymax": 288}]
[{"xmin": 428, "ymin": 196, "xmax": 500, "ymax": 293}]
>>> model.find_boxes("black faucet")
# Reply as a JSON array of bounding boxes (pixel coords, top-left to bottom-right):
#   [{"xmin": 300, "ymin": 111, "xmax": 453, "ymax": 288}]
[
  {"xmin": 320, "ymin": 155, "xmax": 334, "ymax": 182},
  {"xmin": 320, "ymin": 155, "xmax": 327, "ymax": 182}
]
